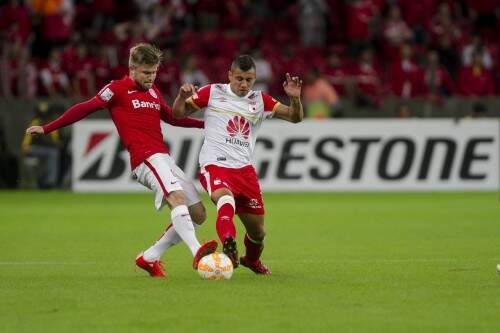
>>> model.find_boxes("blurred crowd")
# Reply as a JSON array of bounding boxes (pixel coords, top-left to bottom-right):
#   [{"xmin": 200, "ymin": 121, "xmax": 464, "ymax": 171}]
[
  {"xmin": 1, "ymin": 0, "xmax": 499, "ymax": 189},
  {"xmin": 0, "ymin": 0, "xmax": 499, "ymax": 110}
]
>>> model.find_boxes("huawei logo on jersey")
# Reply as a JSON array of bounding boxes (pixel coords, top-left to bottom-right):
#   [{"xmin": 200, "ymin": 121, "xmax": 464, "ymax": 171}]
[
  {"xmin": 227, "ymin": 116, "xmax": 250, "ymax": 139},
  {"xmin": 225, "ymin": 116, "xmax": 250, "ymax": 147}
]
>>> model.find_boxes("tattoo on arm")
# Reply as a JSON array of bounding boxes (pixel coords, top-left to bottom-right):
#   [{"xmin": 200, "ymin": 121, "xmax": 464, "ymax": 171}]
[{"xmin": 289, "ymin": 97, "xmax": 303, "ymax": 123}]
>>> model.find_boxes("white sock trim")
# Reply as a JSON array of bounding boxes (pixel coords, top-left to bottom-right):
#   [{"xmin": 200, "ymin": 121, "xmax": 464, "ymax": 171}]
[
  {"xmin": 247, "ymin": 234, "xmax": 263, "ymax": 244},
  {"xmin": 217, "ymin": 195, "xmax": 235, "ymax": 210},
  {"xmin": 171, "ymin": 205, "xmax": 189, "ymax": 218}
]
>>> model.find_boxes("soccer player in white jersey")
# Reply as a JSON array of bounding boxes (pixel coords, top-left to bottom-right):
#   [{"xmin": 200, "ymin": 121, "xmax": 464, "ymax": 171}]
[{"xmin": 172, "ymin": 55, "xmax": 303, "ymax": 274}]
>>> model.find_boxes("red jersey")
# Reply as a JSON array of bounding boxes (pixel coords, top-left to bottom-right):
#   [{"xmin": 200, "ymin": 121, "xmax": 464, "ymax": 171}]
[
  {"xmin": 324, "ymin": 66, "xmax": 350, "ymax": 95},
  {"xmin": 458, "ymin": 66, "xmax": 495, "ymax": 97},
  {"xmin": 43, "ymin": 76, "xmax": 203, "ymax": 170},
  {"xmin": 423, "ymin": 66, "xmax": 455, "ymax": 97},
  {"xmin": 346, "ymin": 0, "xmax": 375, "ymax": 40},
  {"xmin": 96, "ymin": 76, "xmax": 175, "ymax": 169},
  {"xmin": 72, "ymin": 56, "xmax": 97, "ymax": 97},
  {"xmin": 351, "ymin": 62, "xmax": 383, "ymax": 98},
  {"xmin": 389, "ymin": 60, "xmax": 424, "ymax": 98}
]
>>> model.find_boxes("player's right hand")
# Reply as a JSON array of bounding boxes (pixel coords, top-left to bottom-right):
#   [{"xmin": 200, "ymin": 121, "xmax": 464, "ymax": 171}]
[
  {"xmin": 26, "ymin": 126, "xmax": 44, "ymax": 135},
  {"xmin": 179, "ymin": 83, "xmax": 198, "ymax": 100}
]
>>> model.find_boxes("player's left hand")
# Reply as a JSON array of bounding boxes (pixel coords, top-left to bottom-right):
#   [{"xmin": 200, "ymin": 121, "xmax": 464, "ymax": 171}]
[
  {"xmin": 26, "ymin": 126, "xmax": 44, "ymax": 135},
  {"xmin": 179, "ymin": 83, "xmax": 198, "ymax": 100},
  {"xmin": 283, "ymin": 73, "xmax": 302, "ymax": 98}
]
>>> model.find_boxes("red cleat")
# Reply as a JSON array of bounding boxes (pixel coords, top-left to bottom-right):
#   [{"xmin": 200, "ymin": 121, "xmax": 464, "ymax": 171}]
[
  {"xmin": 135, "ymin": 253, "xmax": 166, "ymax": 278},
  {"xmin": 240, "ymin": 256, "xmax": 272, "ymax": 275},
  {"xmin": 192, "ymin": 240, "xmax": 218, "ymax": 269}
]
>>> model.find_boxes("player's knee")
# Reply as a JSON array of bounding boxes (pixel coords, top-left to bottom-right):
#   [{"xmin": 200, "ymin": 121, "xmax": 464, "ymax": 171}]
[
  {"xmin": 190, "ymin": 205, "xmax": 206, "ymax": 225},
  {"xmin": 256, "ymin": 230, "xmax": 266, "ymax": 242},
  {"xmin": 216, "ymin": 195, "xmax": 235, "ymax": 210},
  {"xmin": 249, "ymin": 228, "xmax": 266, "ymax": 242},
  {"xmin": 166, "ymin": 190, "xmax": 187, "ymax": 207},
  {"xmin": 211, "ymin": 188, "xmax": 233, "ymax": 203}
]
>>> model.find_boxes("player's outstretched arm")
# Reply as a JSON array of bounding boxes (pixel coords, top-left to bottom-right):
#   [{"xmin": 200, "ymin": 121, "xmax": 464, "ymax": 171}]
[
  {"xmin": 25, "ymin": 97, "xmax": 103, "ymax": 135},
  {"xmin": 172, "ymin": 83, "xmax": 197, "ymax": 119},
  {"xmin": 274, "ymin": 73, "xmax": 303, "ymax": 123},
  {"xmin": 160, "ymin": 105, "xmax": 204, "ymax": 129}
]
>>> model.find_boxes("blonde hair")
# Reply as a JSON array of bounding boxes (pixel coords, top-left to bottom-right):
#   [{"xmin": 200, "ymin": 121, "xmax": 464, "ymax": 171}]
[{"xmin": 129, "ymin": 43, "xmax": 163, "ymax": 68}]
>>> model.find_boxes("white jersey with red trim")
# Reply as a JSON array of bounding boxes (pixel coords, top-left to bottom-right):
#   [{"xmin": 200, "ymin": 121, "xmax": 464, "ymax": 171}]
[{"xmin": 188, "ymin": 83, "xmax": 280, "ymax": 168}]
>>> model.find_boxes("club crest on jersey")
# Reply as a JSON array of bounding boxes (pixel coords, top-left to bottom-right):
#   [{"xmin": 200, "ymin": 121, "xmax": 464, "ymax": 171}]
[
  {"xmin": 225, "ymin": 116, "xmax": 250, "ymax": 147},
  {"xmin": 148, "ymin": 89, "xmax": 158, "ymax": 99}
]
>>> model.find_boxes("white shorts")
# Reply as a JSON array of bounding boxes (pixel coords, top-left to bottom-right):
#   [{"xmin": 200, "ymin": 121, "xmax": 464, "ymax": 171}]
[{"xmin": 132, "ymin": 153, "xmax": 201, "ymax": 210}]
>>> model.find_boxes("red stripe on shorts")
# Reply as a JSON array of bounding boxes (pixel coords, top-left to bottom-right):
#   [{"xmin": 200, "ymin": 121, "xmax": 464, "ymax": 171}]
[{"xmin": 144, "ymin": 160, "xmax": 170, "ymax": 198}]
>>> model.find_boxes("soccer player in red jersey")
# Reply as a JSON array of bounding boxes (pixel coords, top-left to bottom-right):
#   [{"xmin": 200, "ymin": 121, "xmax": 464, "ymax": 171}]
[
  {"xmin": 26, "ymin": 43, "xmax": 217, "ymax": 278},
  {"xmin": 172, "ymin": 55, "xmax": 303, "ymax": 274}
]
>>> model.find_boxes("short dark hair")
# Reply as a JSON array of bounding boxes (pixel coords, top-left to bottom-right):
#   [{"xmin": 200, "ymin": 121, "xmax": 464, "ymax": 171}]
[{"xmin": 231, "ymin": 55, "xmax": 256, "ymax": 72}]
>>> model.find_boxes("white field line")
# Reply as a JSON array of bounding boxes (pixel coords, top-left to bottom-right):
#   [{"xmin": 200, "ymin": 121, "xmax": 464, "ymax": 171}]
[
  {"xmin": 0, "ymin": 262, "xmax": 98, "ymax": 265},
  {"xmin": 0, "ymin": 258, "xmax": 498, "ymax": 266},
  {"xmin": 273, "ymin": 258, "xmax": 500, "ymax": 263}
]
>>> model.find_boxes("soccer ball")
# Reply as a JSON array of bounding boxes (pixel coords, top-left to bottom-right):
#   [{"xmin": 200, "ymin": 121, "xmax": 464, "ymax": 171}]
[{"xmin": 197, "ymin": 252, "xmax": 233, "ymax": 280}]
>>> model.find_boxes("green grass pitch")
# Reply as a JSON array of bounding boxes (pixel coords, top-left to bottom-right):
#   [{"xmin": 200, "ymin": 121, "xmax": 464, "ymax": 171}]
[{"xmin": 1, "ymin": 191, "xmax": 499, "ymax": 332}]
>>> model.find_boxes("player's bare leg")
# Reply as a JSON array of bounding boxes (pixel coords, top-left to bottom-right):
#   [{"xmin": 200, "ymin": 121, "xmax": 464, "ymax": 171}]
[
  {"xmin": 238, "ymin": 213, "xmax": 272, "ymax": 275},
  {"xmin": 211, "ymin": 188, "xmax": 238, "ymax": 267},
  {"xmin": 189, "ymin": 202, "xmax": 207, "ymax": 225}
]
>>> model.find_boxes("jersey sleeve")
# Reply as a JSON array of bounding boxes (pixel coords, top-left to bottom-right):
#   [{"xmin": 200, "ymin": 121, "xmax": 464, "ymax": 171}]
[
  {"xmin": 42, "ymin": 97, "xmax": 103, "ymax": 134},
  {"xmin": 186, "ymin": 84, "xmax": 211, "ymax": 110},
  {"xmin": 261, "ymin": 92, "xmax": 281, "ymax": 119},
  {"xmin": 95, "ymin": 81, "xmax": 118, "ymax": 108}
]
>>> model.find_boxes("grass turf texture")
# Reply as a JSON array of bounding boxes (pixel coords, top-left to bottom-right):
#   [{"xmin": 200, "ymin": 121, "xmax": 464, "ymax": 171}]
[{"xmin": 0, "ymin": 191, "xmax": 499, "ymax": 333}]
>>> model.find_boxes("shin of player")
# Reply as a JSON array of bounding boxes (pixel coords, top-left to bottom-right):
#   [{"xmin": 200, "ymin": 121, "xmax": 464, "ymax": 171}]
[
  {"xmin": 143, "ymin": 203, "xmax": 206, "ymax": 261},
  {"xmin": 215, "ymin": 194, "xmax": 236, "ymax": 243}
]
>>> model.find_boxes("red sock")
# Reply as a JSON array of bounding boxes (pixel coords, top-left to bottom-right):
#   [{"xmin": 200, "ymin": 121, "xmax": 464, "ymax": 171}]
[
  {"xmin": 244, "ymin": 233, "xmax": 263, "ymax": 263},
  {"xmin": 216, "ymin": 202, "xmax": 236, "ymax": 242}
]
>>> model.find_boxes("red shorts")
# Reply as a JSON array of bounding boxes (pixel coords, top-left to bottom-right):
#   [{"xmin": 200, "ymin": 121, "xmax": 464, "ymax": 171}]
[{"xmin": 199, "ymin": 164, "xmax": 265, "ymax": 215}]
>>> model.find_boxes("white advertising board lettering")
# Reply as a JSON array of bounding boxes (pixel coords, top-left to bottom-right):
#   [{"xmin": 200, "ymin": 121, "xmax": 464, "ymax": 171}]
[{"xmin": 72, "ymin": 120, "xmax": 499, "ymax": 192}]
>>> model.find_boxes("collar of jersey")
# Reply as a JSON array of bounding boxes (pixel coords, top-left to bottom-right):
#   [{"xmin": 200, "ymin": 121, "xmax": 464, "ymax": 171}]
[
  {"xmin": 124, "ymin": 76, "xmax": 147, "ymax": 91},
  {"xmin": 225, "ymin": 84, "xmax": 252, "ymax": 99}
]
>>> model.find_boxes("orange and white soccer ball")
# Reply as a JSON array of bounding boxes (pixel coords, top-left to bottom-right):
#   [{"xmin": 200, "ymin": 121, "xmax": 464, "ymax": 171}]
[{"xmin": 197, "ymin": 252, "xmax": 233, "ymax": 280}]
